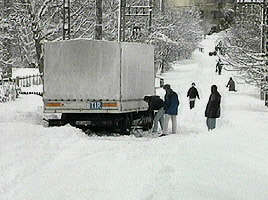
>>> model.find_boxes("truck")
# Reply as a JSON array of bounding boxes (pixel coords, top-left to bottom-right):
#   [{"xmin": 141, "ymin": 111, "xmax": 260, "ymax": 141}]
[{"xmin": 43, "ymin": 39, "xmax": 155, "ymax": 132}]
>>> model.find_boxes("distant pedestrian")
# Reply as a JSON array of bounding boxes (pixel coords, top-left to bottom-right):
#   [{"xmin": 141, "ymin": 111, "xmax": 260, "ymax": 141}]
[
  {"xmin": 205, "ymin": 85, "xmax": 221, "ymax": 131},
  {"xmin": 216, "ymin": 59, "xmax": 223, "ymax": 75},
  {"xmin": 144, "ymin": 95, "xmax": 165, "ymax": 133},
  {"xmin": 162, "ymin": 84, "xmax": 179, "ymax": 135},
  {"xmin": 10, "ymin": 84, "xmax": 16, "ymax": 101},
  {"xmin": 187, "ymin": 82, "xmax": 200, "ymax": 109},
  {"xmin": 226, "ymin": 77, "xmax": 236, "ymax": 92}
]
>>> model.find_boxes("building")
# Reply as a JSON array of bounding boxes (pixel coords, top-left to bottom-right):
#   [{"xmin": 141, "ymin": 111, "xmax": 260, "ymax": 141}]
[
  {"xmin": 169, "ymin": 0, "xmax": 194, "ymax": 7},
  {"xmin": 170, "ymin": 0, "xmax": 234, "ymax": 7},
  {"xmin": 163, "ymin": 0, "xmax": 235, "ymax": 34}
]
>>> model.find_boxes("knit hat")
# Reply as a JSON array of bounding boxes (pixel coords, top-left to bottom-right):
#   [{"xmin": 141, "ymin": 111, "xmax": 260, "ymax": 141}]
[
  {"xmin": 163, "ymin": 84, "xmax": 171, "ymax": 90},
  {"xmin": 143, "ymin": 96, "xmax": 150, "ymax": 102}
]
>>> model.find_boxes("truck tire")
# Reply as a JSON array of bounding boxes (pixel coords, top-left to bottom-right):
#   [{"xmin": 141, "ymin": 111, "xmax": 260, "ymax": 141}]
[{"xmin": 120, "ymin": 116, "xmax": 132, "ymax": 135}]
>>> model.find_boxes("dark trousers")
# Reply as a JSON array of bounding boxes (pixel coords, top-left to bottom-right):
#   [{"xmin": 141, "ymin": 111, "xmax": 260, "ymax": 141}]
[
  {"xmin": 218, "ymin": 68, "xmax": 222, "ymax": 75},
  {"xmin": 206, "ymin": 118, "xmax": 216, "ymax": 130},
  {"xmin": 189, "ymin": 100, "xmax": 195, "ymax": 109}
]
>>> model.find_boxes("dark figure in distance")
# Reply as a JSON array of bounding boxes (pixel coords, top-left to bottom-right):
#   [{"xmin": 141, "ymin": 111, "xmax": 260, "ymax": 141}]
[
  {"xmin": 216, "ymin": 59, "xmax": 223, "ymax": 75},
  {"xmin": 226, "ymin": 77, "xmax": 236, "ymax": 92},
  {"xmin": 205, "ymin": 85, "xmax": 221, "ymax": 131},
  {"xmin": 187, "ymin": 82, "xmax": 200, "ymax": 109}
]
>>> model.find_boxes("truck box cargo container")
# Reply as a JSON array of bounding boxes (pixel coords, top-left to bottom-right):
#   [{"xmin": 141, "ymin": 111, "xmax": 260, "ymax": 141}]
[{"xmin": 43, "ymin": 39, "xmax": 155, "ymax": 131}]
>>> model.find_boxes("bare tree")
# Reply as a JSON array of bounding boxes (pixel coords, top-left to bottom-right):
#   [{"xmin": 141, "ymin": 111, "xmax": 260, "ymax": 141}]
[
  {"xmin": 0, "ymin": 0, "xmax": 203, "ymax": 75},
  {"xmin": 218, "ymin": 5, "xmax": 267, "ymax": 86},
  {"xmin": 150, "ymin": 7, "xmax": 203, "ymax": 72}
]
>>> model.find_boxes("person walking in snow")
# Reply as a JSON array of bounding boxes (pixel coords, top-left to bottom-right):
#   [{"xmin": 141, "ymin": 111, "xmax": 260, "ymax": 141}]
[
  {"xmin": 205, "ymin": 85, "xmax": 221, "ymax": 131},
  {"xmin": 143, "ymin": 95, "xmax": 165, "ymax": 133},
  {"xmin": 162, "ymin": 84, "xmax": 179, "ymax": 135},
  {"xmin": 226, "ymin": 77, "xmax": 236, "ymax": 92},
  {"xmin": 216, "ymin": 59, "xmax": 223, "ymax": 75},
  {"xmin": 187, "ymin": 82, "xmax": 200, "ymax": 109}
]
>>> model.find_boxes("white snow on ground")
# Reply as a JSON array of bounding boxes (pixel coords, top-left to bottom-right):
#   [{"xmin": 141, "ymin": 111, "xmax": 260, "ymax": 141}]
[
  {"xmin": 1, "ymin": 35, "xmax": 268, "ymax": 200},
  {"xmin": 20, "ymin": 85, "xmax": 43, "ymax": 93}
]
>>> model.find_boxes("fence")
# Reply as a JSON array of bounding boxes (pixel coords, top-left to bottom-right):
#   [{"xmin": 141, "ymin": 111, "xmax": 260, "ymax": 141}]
[
  {"xmin": 15, "ymin": 74, "xmax": 42, "ymax": 87},
  {"xmin": 0, "ymin": 74, "xmax": 43, "ymax": 102}
]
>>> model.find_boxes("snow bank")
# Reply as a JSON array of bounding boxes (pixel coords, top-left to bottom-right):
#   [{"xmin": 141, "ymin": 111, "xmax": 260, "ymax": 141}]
[{"xmin": 1, "ymin": 34, "xmax": 268, "ymax": 200}]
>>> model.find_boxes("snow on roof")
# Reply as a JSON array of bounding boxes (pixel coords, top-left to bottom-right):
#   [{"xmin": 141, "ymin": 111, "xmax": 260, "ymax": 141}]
[{"xmin": 12, "ymin": 68, "xmax": 40, "ymax": 79}]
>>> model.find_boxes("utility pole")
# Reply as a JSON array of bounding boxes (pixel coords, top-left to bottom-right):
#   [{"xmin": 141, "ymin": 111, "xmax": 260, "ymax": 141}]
[
  {"xmin": 160, "ymin": 0, "xmax": 165, "ymax": 13},
  {"xmin": 262, "ymin": 0, "xmax": 268, "ymax": 55},
  {"xmin": 118, "ymin": 0, "xmax": 153, "ymax": 42},
  {"xmin": 262, "ymin": 0, "xmax": 268, "ymax": 106},
  {"xmin": 95, "ymin": 0, "xmax": 102, "ymax": 40},
  {"xmin": 118, "ymin": 0, "xmax": 126, "ymax": 42},
  {"xmin": 148, "ymin": 0, "xmax": 153, "ymax": 33},
  {"xmin": 63, "ymin": 0, "xmax": 71, "ymax": 40}
]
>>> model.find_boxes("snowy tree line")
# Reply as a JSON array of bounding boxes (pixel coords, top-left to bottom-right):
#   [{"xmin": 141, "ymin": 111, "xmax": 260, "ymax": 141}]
[
  {"xmin": 0, "ymin": 0, "xmax": 203, "ymax": 74},
  {"xmin": 0, "ymin": 81, "xmax": 17, "ymax": 102},
  {"xmin": 0, "ymin": 73, "xmax": 42, "ymax": 102},
  {"xmin": 218, "ymin": 4, "xmax": 268, "ymax": 88}
]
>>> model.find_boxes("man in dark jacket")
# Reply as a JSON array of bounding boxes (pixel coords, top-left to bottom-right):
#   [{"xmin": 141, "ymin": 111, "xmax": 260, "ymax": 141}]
[
  {"xmin": 226, "ymin": 77, "xmax": 236, "ymax": 91},
  {"xmin": 205, "ymin": 85, "xmax": 221, "ymax": 131},
  {"xmin": 187, "ymin": 82, "xmax": 200, "ymax": 109},
  {"xmin": 144, "ymin": 95, "xmax": 165, "ymax": 133},
  {"xmin": 216, "ymin": 59, "xmax": 223, "ymax": 75},
  {"xmin": 162, "ymin": 84, "xmax": 179, "ymax": 135}
]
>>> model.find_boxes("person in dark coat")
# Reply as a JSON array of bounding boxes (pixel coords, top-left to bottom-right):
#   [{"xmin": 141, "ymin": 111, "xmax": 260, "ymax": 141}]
[
  {"xmin": 205, "ymin": 85, "xmax": 221, "ymax": 131},
  {"xmin": 226, "ymin": 77, "xmax": 236, "ymax": 91},
  {"xmin": 144, "ymin": 95, "xmax": 165, "ymax": 133},
  {"xmin": 162, "ymin": 84, "xmax": 179, "ymax": 135},
  {"xmin": 187, "ymin": 82, "xmax": 200, "ymax": 109},
  {"xmin": 216, "ymin": 59, "xmax": 223, "ymax": 75}
]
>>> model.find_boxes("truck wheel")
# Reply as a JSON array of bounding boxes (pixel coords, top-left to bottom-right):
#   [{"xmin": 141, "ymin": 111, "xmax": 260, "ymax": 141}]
[
  {"xmin": 142, "ymin": 113, "xmax": 153, "ymax": 131},
  {"xmin": 142, "ymin": 120, "xmax": 153, "ymax": 131},
  {"xmin": 60, "ymin": 113, "xmax": 70, "ymax": 125},
  {"xmin": 120, "ymin": 116, "xmax": 131, "ymax": 135}
]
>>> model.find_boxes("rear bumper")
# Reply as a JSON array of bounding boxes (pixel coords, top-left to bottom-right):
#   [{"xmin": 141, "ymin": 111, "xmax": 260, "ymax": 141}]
[{"xmin": 43, "ymin": 99, "xmax": 148, "ymax": 113}]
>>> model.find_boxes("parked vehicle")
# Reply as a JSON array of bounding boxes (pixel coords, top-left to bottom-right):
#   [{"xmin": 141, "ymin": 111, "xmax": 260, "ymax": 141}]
[{"xmin": 43, "ymin": 39, "xmax": 155, "ymax": 132}]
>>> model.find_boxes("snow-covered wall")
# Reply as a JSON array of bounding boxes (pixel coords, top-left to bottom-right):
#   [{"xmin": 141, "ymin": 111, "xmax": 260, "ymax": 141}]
[{"xmin": 12, "ymin": 68, "xmax": 40, "ymax": 79}]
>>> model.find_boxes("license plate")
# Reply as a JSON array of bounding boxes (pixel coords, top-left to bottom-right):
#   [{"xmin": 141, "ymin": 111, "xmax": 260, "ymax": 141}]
[{"xmin": 89, "ymin": 101, "xmax": 102, "ymax": 110}]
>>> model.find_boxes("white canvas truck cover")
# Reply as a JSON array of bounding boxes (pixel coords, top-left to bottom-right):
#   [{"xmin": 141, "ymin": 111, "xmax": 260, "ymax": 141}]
[
  {"xmin": 44, "ymin": 39, "xmax": 121, "ymax": 100},
  {"xmin": 44, "ymin": 39, "xmax": 154, "ymax": 113},
  {"xmin": 120, "ymin": 42, "xmax": 154, "ymax": 110}
]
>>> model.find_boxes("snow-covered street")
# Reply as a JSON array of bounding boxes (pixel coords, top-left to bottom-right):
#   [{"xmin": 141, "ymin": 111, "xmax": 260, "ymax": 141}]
[{"xmin": 1, "ymin": 35, "xmax": 268, "ymax": 200}]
